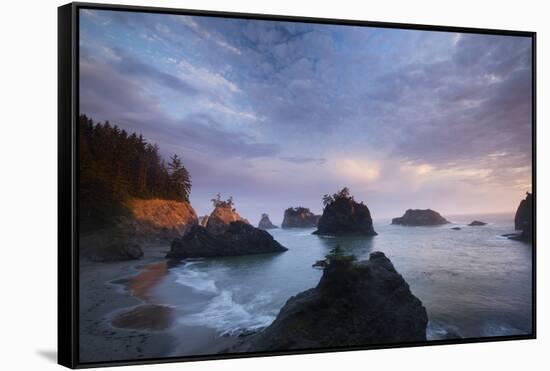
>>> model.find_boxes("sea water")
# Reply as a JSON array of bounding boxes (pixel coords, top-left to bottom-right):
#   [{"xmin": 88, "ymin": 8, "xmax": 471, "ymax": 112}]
[{"xmin": 147, "ymin": 213, "xmax": 532, "ymax": 342}]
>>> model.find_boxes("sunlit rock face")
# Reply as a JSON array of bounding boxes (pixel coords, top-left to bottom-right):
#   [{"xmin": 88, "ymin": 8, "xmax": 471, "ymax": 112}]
[
  {"xmin": 206, "ymin": 205, "xmax": 248, "ymax": 235},
  {"xmin": 391, "ymin": 209, "xmax": 449, "ymax": 226}
]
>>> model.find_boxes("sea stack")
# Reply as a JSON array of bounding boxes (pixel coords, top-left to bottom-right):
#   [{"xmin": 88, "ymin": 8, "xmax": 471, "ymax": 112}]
[
  {"xmin": 468, "ymin": 220, "xmax": 487, "ymax": 226},
  {"xmin": 258, "ymin": 213, "xmax": 278, "ymax": 230},
  {"xmin": 313, "ymin": 187, "xmax": 377, "ymax": 236},
  {"xmin": 392, "ymin": 209, "xmax": 449, "ymax": 226},
  {"xmin": 281, "ymin": 207, "xmax": 320, "ymax": 228},
  {"xmin": 166, "ymin": 222, "xmax": 287, "ymax": 259},
  {"xmin": 205, "ymin": 194, "xmax": 248, "ymax": 235},
  {"xmin": 230, "ymin": 250, "xmax": 427, "ymax": 352},
  {"xmin": 512, "ymin": 192, "xmax": 533, "ymax": 242}
]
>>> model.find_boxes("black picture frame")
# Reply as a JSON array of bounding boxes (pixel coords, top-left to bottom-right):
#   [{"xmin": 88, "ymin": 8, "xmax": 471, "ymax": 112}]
[{"xmin": 58, "ymin": 2, "xmax": 537, "ymax": 369}]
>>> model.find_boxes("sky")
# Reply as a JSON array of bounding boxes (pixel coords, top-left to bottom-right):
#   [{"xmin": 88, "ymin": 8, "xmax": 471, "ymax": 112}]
[{"xmin": 79, "ymin": 9, "xmax": 533, "ymax": 224}]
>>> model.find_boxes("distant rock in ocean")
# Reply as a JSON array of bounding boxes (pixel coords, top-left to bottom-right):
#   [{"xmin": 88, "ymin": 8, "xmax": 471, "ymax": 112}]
[
  {"xmin": 468, "ymin": 220, "xmax": 487, "ymax": 226},
  {"xmin": 258, "ymin": 213, "xmax": 278, "ymax": 230},
  {"xmin": 281, "ymin": 207, "xmax": 320, "ymax": 228},
  {"xmin": 451, "ymin": 227, "xmax": 461, "ymax": 230},
  {"xmin": 166, "ymin": 222, "xmax": 287, "ymax": 259},
  {"xmin": 199, "ymin": 214, "xmax": 209, "ymax": 227},
  {"xmin": 313, "ymin": 188, "xmax": 377, "ymax": 236},
  {"xmin": 511, "ymin": 192, "xmax": 533, "ymax": 242},
  {"xmin": 229, "ymin": 250, "xmax": 427, "ymax": 352},
  {"xmin": 392, "ymin": 209, "xmax": 449, "ymax": 226}
]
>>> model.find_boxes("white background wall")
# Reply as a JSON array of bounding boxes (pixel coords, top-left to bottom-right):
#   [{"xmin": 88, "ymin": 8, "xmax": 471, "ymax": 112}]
[{"xmin": 0, "ymin": 0, "xmax": 546, "ymax": 370}]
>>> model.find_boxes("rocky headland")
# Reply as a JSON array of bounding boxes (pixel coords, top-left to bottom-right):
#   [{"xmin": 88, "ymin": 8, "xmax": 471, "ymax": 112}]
[
  {"xmin": 281, "ymin": 207, "xmax": 320, "ymax": 228},
  {"xmin": 392, "ymin": 209, "xmax": 449, "ymax": 226},
  {"xmin": 230, "ymin": 249, "xmax": 427, "ymax": 352},
  {"xmin": 313, "ymin": 188, "xmax": 377, "ymax": 236},
  {"xmin": 258, "ymin": 213, "xmax": 278, "ymax": 230},
  {"xmin": 510, "ymin": 192, "xmax": 533, "ymax": 242}
]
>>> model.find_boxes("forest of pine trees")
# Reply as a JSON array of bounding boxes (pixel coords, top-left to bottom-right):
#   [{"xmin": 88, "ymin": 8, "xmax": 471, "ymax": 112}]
[{"xmin": 79, "ymin": 115, "xmax": 192, "ymax": 230}]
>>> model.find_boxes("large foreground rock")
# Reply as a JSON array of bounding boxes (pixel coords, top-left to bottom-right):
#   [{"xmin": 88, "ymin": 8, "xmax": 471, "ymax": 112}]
[
  {"xmin": 392, "ymin": 209, "xmax": 449, "ymax": 226},
  {"xmin": 314, "ymin": 197, "xmax": 377, "ymax": 236},
  {"xmin": 282, "ymin": 207, "xmax": 320, "ymax": 228},
  {"xmin": 512, "ymin": 192, "xmax": 533, "ymax": 242},
  {"xmin": 258, "ymin": 214, "xmax": 278, "ymax": 230},
  {"xmin": 166, "ymin": 221, "xmax": 287, "ymax": 259},
  {"xmin": 206, "ymin": 205, "xmax": 248, "ymax": 235},
  {"xmin": 231, "ymin": 252, "xmax": 427, "ymax": 352}
]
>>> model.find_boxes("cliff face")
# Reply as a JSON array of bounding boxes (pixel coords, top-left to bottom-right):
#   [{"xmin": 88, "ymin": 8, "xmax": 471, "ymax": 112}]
[
  {"xmin": 513, "ymin": 192, "xmax": 533, "ymax": 242},
  {"xmin": 258, "ymin": 214, "xmax": 278, "ymax": 230},
  {"xmin": 124, "ymin": 198, "xmax": 198, "ymax": 240},
  {"xmin": 392, "ymin": 209, "xmax": 449, "ymax": 226},
  {"xmin": 206, "ymin": 205, "xmax": 248, "ymax": 235},
  {"xmin": 282, "ymin": 207, "xmax": 320, "ymax": 228},
  {"xmin": 314, "ymin": 197, "xmax": 377, "ymax": 236},
  {"xmin": 231, "ymin": 252, "xmax": 427, "ymax": 352},
  {"xmin": 166, "ymin": 221, "xmax": 288, "ymax": 259}
]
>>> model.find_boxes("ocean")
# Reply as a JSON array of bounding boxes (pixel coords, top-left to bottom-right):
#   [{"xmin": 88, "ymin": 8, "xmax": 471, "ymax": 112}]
[{"xmin": 144, "ymin": 213, "xmax": 532, "ymax": 346}]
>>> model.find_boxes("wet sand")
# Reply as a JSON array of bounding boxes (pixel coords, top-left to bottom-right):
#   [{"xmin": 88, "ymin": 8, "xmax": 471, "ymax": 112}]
[{"xmin": 79, "ymin": 244, "xmax": 237, "ymax": 363}]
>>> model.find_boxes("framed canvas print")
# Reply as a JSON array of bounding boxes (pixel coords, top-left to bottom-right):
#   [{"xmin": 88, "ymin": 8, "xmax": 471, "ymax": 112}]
[{"xmin": 58, "ymin": 2, "xmax": 536, "ymax": 368}]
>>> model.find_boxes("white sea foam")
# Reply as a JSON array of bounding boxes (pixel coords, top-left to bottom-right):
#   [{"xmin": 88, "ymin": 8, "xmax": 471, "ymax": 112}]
[
  {"xmin": 177, "ymin": 289, "xmax": 276, "ymax": 335},
  {"xmin": 174, "ymin": 268, "xmax": 219, "ymax": 295}
]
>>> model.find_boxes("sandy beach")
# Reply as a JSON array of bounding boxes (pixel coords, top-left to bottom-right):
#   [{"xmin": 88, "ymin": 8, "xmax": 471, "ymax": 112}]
[{"xmin": 79, "ymin": 244, "xmax": 237, "ymax": 364}]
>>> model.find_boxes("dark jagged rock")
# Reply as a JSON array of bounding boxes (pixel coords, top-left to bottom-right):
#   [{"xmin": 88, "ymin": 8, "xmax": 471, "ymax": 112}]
[
  {"xmin": 258, "ymin": 213, "xmax": 278, "ymax": 230},
  {"xmin": 513, "ymin": 192, "xmax": 533, "ymax": 242},
  {"xmin": 80, "ymin": 230, "xmax": 144, "ymax": 262},
  {"xmin": 281, "ymin": 207, "xmax": 320, "ymax": 228},
  {"xmin": 392, "ymin": 209, "xmax": 449, "ymax": 226},
  {"xmin": 468, "ymin": 220, "xmax": 487, "ymax": 226},
  {"xmin": 166, "ymin": 221, "xmax": 287, "ymax": 259},
  {"xmin": 451, "ymin": 227, "xmax": 461, "ymax": 230},
  {"xmin": 313, "ymin": 197, "xmax": 377, "ymax": 236},
  {"xmin": 199, "ymin": 214, "xmax": 209, "ymax": 227},
  {"xmin": 230, "ymin": 252, "xmax": 427, "ymax": 352}
]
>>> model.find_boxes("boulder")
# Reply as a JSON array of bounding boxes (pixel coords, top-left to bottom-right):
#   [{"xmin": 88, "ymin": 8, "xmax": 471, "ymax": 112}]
[
  {"xmin": 313, "ymin": 197, "xmax": 377, "ymax": 236},
  {"xmin": 451, "ymin": 227, "xmax": 461, "ymax": 230},
  {"xmin": 206, "ymin": 205, "xmax": 248, "ymax": 235},
  {"xmin": 392, "ymin": 209, "xmax": 449, "ymax": 226},
  {"xmin": 281, "ymin": 207, "xmax": 320, "ymax": 228},
  {"xmin": 230, "ymin": 251, "xmax": 427, "ymax": 352},
  {"xmin": 258, "ymin": 213, "xmax": 278, "ymax": 230},
  {"xmin": 513, "ymin": 192, "xmax": 533, "ymax": 242},
  {"xmin": 166, "ymin": 221, "xmax": 288, "ymax": 259},
  {"xmin": 468, "ymin": 220, "xmax": 487, "ymax": 226}
]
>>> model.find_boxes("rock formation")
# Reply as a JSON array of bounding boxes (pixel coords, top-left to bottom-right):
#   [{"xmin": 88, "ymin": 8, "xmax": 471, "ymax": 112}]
[
  {"xmin": 124, "ymin": 198, "xmax": 198, "ymax": 240},
  {"xmin": 79, "ymin": 229, "xmax": 144, "ymax": 262},
  {"xmin": 199, "ymin": 214, "xmax": 209, "ymax": 227},
  {"xmin": 392, "ymin": 209, "xmax": 449, "ymax": 226},
  {"xmin": 468, "ymin": 220, "xmax": 487, "ymax": 226},
  {"xmin": 166, "ymin": 221, "xmax": 288, "ymax": 259},
  {"xmin": 206, "ymin": 205, "xmax": 248, "ymax": 235},
  {"xmin": 313, "ymin": 192, "xmax": 377, "ymax": 236},
  {"xmin": 281, "ymin": 207, "xmax": 320, "ymax": 228},
  {"xmin": 230, "ymin": 250, "xmax": 427, "ymax": 352},
  {"xmin": 512, "ymin": 192, "xmax": 533, "ymax": 242},
  {"xmin": 258, "ymin": 213, "xmax": 278, "ymax": 230},
  {"xmin": 451, "ymin": 227, "xmax": 461, "ymax": 230}
]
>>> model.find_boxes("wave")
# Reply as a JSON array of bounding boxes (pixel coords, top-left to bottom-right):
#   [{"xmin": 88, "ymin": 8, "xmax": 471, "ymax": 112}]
[
  {"xmin": 174, "ymin": 266, "xmax": 219, "ymax": 295},
  {"xmin": 177, "ymin": 290, "xmax": 276, "ymax": 336}
]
